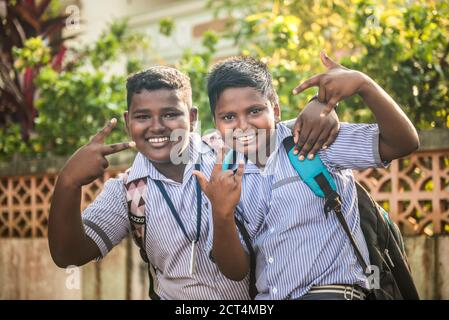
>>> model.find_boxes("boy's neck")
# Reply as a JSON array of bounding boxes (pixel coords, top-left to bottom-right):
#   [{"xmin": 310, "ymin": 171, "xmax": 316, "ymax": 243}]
[
  {"xmin": 152, "ymin": 147, "xmax": 190, "ymax": 183},
  {"xmin": 255, "ymin": 145, "xmax": 272, "ymax": 168},
  {"xmin": 153, "ymin": 162, "xmax": 186, "ymax": 183}
]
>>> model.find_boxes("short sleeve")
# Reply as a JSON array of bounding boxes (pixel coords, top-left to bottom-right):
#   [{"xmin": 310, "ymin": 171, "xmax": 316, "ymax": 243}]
[
  {"xmin": 82, "ymin": 178, "xmax": 130, "ymax": 259},
  {"xmin": 319, "ymin": 123, "xmax": 391, "ymax": 171}
]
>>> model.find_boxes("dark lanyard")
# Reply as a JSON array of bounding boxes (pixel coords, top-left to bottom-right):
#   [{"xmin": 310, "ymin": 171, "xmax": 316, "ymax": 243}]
[{"xmin": 153, "ymin": 163, "xmax": 202, "ymax": 244}]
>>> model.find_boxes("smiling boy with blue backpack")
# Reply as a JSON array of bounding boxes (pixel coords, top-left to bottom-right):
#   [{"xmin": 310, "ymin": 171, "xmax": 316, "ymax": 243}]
[{"xmin": 195, "ymin": 53, "xmax": 420, "ymax": 300}]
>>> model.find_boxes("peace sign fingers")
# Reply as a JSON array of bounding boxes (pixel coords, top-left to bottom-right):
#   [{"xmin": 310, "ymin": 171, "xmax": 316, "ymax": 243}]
[{"xmin": 91, "ymin": 118, "xmax": 117, "ymax": 144}]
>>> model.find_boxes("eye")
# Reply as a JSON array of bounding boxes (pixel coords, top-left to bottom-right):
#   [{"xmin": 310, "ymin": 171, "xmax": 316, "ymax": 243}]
[
  {"xmin": 163, "ymin": 112, "xmax": 182, "ymax": 119},
  {"xmin": 135, "ymin": 114, "xmax": 150, "ymax": 120},
  {"xmin": 222, "ymin": 114, "xmax": 235, "ymax": 121},
  {"xmin": 249, "ymin": 107, "xmax": 262, "ymax": 115}
]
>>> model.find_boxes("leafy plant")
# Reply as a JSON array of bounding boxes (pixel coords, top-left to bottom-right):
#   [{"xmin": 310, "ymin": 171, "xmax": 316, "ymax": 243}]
[
  {"xmin": 0, "ymin": 0, "xmax": 73, "ymax": 140},
  {"xmin": 0, "ymin": 13, "xmax": 150, "ymax": 159},
  {"xmin": 206, "ymin": 0, "xmax": 449, "ymax": 127}
]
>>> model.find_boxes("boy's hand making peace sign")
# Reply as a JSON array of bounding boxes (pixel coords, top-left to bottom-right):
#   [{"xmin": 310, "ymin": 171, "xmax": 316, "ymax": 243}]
[{"xmin": 58, "ymin": 118, "xmax": 135, "ymax": 188}]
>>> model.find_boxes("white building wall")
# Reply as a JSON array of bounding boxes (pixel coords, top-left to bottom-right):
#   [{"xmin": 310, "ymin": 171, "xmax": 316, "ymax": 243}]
[{"xmin": 76, "ymin": 0, "xmax": 238, "ymax": 64}]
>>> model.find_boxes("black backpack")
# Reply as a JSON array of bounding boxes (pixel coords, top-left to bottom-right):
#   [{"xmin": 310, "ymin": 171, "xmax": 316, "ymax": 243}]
[{"xmin": 355, "ymin": 181, "xmax": 419, "ymax": 299}]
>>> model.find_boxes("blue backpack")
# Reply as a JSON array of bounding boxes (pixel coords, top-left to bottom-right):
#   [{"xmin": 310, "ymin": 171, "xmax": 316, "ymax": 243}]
[{"xmin": 223, "ymin": 136, "xmax": 419, "ymax": 300}]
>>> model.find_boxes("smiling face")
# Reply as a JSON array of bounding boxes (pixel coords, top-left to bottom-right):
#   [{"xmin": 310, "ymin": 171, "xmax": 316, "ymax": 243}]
[
  {"xmin": 214, "ymin": 87, "xmax": 280, "ymax": 158},
  {"xmin": 124, "ymin": 89, "xmax": 197, "ymax": 164}
]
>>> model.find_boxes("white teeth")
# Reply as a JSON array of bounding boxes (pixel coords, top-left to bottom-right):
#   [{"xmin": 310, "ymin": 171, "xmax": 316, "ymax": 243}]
[
  {"xmin": 148, "ymin": 137, "xmax": 169, "ymax": 143},
  {"xmin": 236, "ymin": 135, "xmax": 255, "ymax": 142}
]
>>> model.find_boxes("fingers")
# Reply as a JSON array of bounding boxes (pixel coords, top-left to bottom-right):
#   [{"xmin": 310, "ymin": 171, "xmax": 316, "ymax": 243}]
[
  {"xmin": 234, "ymin": 161, "xmax": 244, "ymax": 184},
  {"xmin": 320, "ymin": 50, "xmax": 340, "ymax": 69},
  {"xmin": 306, "ymin": 127, "xmax": 331, "ymax": 159},
  {"xmin": 101, "ymin": 158, "xmax": 109, "ymax": 169},
  {"xmin": 322, "ymin": 126, "xmax": 340, "ymax": 150},
  {"xmin": 212, "ymin": 145, "xmax": 228, "ymax": 175},
  {"xmin": 293, "ymin": 117, "xmax": 302, "ymax": 144},
  {"xmin": 318, "ymin": 83, "xmax": 326, "ymax": 103},
  {"xmin": 320, "ymin": 96, "xmax": 340, "ymax": 117},
  {"xmin": 297, "ymin": 128, "xmax": 318, "ymax": 160},
  {"xmin": 102, "ymin": 141, "xmax": 136, "ymax": 155},
  {"xmin": 292, "ymin": 74, "xmax": 322, "ymax": 95},
  {"xmin": 92, "ymin": 118, "xmax": 117, "ymax": 143},
  {"xmin": 192, "ymin": 170, "xmax": 209, "ymax": 193},
  {"xmin": 293, "ymin": 122, "xmax": 311, "ymax": 159}
]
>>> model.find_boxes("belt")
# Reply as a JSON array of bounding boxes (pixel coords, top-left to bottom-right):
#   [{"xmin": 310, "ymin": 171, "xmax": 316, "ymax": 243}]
[{"xmin": 308, "ymin": 284, "xmax": 367, "ymax": 300}]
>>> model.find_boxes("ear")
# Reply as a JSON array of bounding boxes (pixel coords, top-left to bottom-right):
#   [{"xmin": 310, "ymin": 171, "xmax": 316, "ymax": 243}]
[
  {"xmin": 190, "ymin": 106, "xmax": 198, "ymax": 132},
  {"xmin": 273, "ymin": 103, "xmax": 281, "ymax": 121},
  {"xmin": 123, "ymin": 111, "xmax": 130, "ymax": 136}
]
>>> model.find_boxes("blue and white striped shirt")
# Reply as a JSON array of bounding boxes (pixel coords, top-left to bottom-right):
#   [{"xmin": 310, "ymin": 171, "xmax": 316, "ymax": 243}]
[
  {"xmin": 235, "ymin": 123, "xmax": 389, "ymax": 300},
  {"xmin": 82, "ymin": 133, "xmax": 250, "ymax": 300}
]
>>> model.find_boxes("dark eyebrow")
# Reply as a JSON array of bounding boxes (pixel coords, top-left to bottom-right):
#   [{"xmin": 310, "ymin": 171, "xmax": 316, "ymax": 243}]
[
  {"xmin": 132, "ymin": 108, "xmax": 150, "ymax": 114},
  {"xmin": 162, "ymin": 106, "xmax": 184, "ymax": 112},
  {"xmin": 216, "ymin": 104, "xmax": 267, "ymax": 117},
  {"xmin": 216, "ymin": 110, "xmax": 237, "ymax": 117},
  {"xmin": 133, "ymin": 106, "xmax": 184, "ymax": 114},
  {"xmin": 248, "ymin": 104, "xmax": 268, "ymax": 109}
]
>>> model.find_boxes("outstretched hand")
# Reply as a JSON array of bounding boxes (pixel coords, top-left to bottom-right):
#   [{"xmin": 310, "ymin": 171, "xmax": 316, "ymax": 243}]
[
  {"xmin": 193, "ymin": 148, "xmax": 244, "ymax": 221},
  {"xmin": 293, "ymin": 51, "xmax": 367, "ymax": 117},
  {"xmin": 59, "ymin": 118, "xmax": 135, "ymax": 188}
]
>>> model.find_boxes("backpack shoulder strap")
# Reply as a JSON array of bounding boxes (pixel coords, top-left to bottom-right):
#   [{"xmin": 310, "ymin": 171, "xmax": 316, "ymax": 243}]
[
  {"xmin": 234, "ymin": 215, "xmax": 257, "ymax": 300},
  {"xmin": 121, "ymin": 170, "xmax": 160, "ymax": 300},
  {"xmin": 282, "ymin": 136, "xmax": 337, "ymax": 198},
  {"xmin": 282, "ymin": 136, "xmax": 369, "ymax": 272}
]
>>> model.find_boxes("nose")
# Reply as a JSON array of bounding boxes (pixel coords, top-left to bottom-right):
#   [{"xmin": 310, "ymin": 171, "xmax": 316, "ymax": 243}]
[
  {"xmin": 238, "ymin": 116, "xmax": 250, "ymax": 132},
  {"xmin": 150, "ymin": 116, "xmax": 165, "ymax": 133}
]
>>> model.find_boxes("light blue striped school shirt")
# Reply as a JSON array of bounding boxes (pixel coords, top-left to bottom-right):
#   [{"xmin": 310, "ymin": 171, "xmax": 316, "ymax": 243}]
[
  {"xmin": 82, "ymin": 133, "xmax": 250, "ymax": 300},
  {"xmin": 234, "ymin": 123, "xmax": 389, "ymax": 300}
]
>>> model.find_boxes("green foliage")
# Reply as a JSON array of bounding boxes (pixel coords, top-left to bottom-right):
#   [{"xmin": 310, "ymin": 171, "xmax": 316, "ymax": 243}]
[
  {"xmin": 343, "ymin": 0, "xmax": 449, "ymax": 128},
  {"xmin": 203, "ymin": 0, "xmax": 449, "ymax": 127},
  {"xmin": 13, "ymin": 37, "xmax": 51, "ymax": 70},
  {"xmin": 206, "ymin": 0, "xmax": 360, "ymax": 121},
  {"xmin": 89, "ymin": 20, "xmax": 149, "ymax": 69},
  {"xmin": 0, "ymin": 20, "xmax": 149, "ymax": 159},
  {"xmin": 0, "ymin": 0, "xmax": 73, "ymax": 142},
  {"xmin": 32, "ymin": 67, "xmax": 127, "ymax": 156},
  {"xmin": 159, "ymin": 18, "xmax": 175, "ymax": 37},
  {"xmin": 3, "ymin": 0, "xmax": 448, "ymax": 159}
]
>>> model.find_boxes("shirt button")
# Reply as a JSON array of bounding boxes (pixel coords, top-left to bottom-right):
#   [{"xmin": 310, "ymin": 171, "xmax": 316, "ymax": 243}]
[
  {"xmin": 268, "ymin": 257, "xmax": 274, "ymax": 264},
  {"xmin": 272, "ymin": 287, "xmax": 277, "ymax": 294}
]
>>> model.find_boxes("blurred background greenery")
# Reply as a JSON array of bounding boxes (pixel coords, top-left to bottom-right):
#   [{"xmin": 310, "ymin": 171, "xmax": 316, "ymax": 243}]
[{"xmin": 1, "ymin": 0, "xmax": 448, "ymax": 160}]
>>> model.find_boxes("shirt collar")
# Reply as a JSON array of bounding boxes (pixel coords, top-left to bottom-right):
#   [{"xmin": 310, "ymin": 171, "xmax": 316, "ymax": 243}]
[{"xmin": 259, "ymin": 123, "xmax": 291, "ymax": 176}]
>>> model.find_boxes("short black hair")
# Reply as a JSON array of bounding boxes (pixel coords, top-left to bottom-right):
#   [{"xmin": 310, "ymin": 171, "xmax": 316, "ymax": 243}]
[
  {"xmin": 207, "ymin": 56, "xmax": 279, "ymax": 116},
  {"xmin": 126, "ymin": 66, "xmax": 192, "ymax": 109}
]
